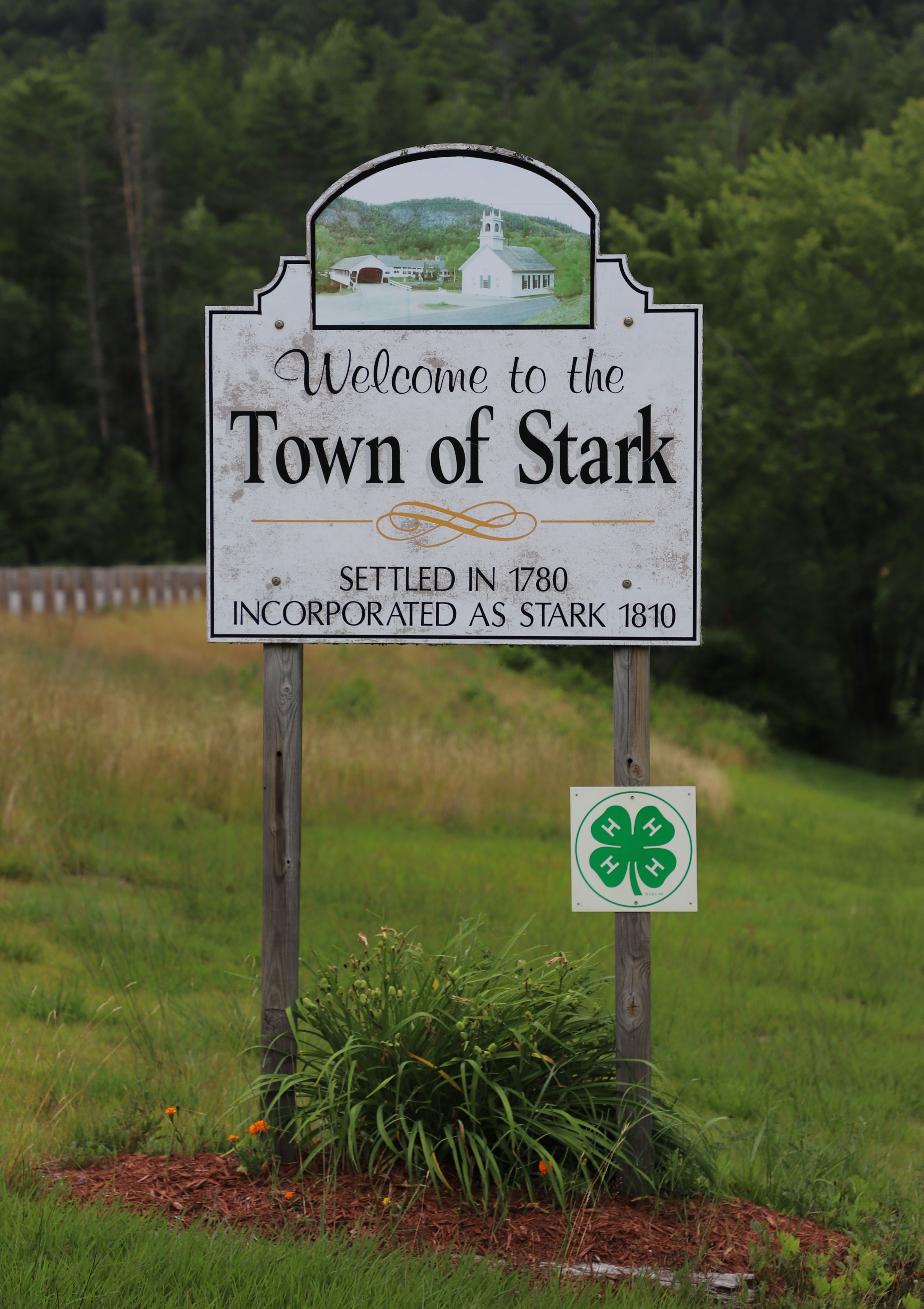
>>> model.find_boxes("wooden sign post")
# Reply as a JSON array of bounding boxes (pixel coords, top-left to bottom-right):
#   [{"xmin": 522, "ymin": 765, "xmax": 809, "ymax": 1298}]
[
  {"xmin": 572, "ymin": 662, "xmax": 698, "ymax": 1188},
  {"xmin": 612, "ymin": 645, "xmax": 652, "ymax": 1184},
  {"xmin": 261, "ymin": 643, "xmax": 302, "ymax": 1159}
]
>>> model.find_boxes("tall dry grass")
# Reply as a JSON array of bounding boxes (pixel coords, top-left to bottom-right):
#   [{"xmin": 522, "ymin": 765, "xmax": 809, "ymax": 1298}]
[{"xmin": 0, "ymin": 610, "xmax": 730, "ymax": 872}]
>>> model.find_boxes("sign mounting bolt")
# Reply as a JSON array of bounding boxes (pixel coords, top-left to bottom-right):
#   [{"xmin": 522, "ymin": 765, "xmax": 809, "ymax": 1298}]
[
  {"xmin": 271, "ymin": 576, "xmax": 281, "ymax": 586},
  {"xmin": 623, "ymin": 315, "xmax": 634, "ymax": 327},
  {"xmin": 622, "ymin": 578, "xmax": 632, "ymax": 589},
  {"xmin": 274, "ymin": 319, "xmax": 284, "ymax": 330}
]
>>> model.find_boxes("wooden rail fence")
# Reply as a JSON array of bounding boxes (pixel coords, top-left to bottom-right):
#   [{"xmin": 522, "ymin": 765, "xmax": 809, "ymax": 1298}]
[{"xmin": 0, "ymin": 566, "xmax": 206, "ymax": 616}]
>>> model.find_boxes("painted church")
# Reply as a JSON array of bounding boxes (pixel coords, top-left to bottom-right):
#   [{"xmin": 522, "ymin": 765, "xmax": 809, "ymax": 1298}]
[{"xmin": 459, "ymin": 207, "xmax": 556, "ymax": 298}]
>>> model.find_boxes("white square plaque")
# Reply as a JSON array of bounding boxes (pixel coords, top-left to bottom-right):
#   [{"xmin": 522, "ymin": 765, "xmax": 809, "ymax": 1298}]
[{"xmin": 571, "ymin": 786, "xmax": 697, "ymax": 912}]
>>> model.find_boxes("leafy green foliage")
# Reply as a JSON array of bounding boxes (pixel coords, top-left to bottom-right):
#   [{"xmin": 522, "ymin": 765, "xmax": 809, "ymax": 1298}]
[
  {"xmin": 0, "ymin": 396, "xmax": 169, "ymax": 565},
  {"xmin": 326, "ymin": 674, "xmax": 378, "ymax": 718},
  {"xmin": 748, "ymin": 1226, "xmax": 917, "ymax": 1309},
  {"xmin": 261, "ymin": 925, "xmax": 715, "ymax": 1211},
  {"xmin": 1, "ymin": 2, "xmax": 923, "ymax": 744},
  {"xmin": 609, "ymin": 102, "xmax": 924, "ymax": 750}
]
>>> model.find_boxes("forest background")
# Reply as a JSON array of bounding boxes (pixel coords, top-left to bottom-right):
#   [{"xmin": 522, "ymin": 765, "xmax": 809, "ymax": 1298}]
[{"xmin": 1, "ymin": 0, "xmax": 922, "ymax": 759}]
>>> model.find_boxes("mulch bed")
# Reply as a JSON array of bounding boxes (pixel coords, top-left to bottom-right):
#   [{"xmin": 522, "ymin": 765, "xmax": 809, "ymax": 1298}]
[{"xmin": 46, "ymin": 1152, "xmax": 849, "ymax": 1286}]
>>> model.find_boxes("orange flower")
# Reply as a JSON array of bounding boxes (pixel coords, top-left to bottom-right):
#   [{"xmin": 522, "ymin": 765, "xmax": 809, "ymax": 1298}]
[
  {"xmin": 537, "ymin": 1159, "xmax": 549, "ymax": 1176},
  {"xmin": 227, "ymin": 1134, "xmax": 240, "ymax": 1143},
  {"xmin": 164, "ymin": 1106, "xmax": 177, "ymax": 1119},
  {"xmin": 283, "ymin": 1190, "xmax": 296, "ymax": 1200},
  {"xmin": 249, "ymin": 1119, "xmax": 270, "ymax": 1135}
]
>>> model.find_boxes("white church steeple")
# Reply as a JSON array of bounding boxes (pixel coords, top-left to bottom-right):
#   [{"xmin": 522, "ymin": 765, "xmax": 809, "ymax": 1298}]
[{"xmin": 479, "ymin": 205, "xmax": 505, "ymax": 250}]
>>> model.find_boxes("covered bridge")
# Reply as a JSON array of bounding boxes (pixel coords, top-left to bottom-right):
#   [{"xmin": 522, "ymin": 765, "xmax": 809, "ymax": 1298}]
[{"xmin": 327, "ymin": 254, "xmax": 445, "ymax": 288}]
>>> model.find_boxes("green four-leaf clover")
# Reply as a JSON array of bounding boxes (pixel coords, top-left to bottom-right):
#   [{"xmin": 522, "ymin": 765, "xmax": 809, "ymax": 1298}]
[{"xmin": 588, "ymin": 804, "xmax": 676, "ymax": 897}]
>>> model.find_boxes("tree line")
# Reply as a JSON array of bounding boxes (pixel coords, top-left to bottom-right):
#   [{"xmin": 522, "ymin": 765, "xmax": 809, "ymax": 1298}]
[{"xmin": 1, "ymin": 0, "xmax": 922, "ymax": 754}]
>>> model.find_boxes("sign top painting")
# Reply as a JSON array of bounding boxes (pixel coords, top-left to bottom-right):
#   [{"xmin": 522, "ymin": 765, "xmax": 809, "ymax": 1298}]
[{"xmin": 206, "ymin": 145, "xmax": 701, "ymax": 645}]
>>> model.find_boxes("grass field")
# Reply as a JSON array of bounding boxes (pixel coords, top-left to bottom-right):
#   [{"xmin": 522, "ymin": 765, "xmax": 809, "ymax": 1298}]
[
  {"xmin": 3, "ymin": 1185, "xmax": 705, "ymax": 1309},
  {"xmin": 0, "ymin": 606, "xmax": 920, "ymax": 1304}
]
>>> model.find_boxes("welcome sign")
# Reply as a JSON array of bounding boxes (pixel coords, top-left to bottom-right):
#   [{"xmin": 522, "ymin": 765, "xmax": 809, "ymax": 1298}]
[{"xmin": 206, "ymin": 145, "xmax": 701, "ymax": 645}]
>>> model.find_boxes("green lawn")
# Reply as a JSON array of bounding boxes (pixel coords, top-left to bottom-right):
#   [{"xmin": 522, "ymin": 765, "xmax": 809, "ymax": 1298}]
[
  {"xmin": 1, "ymin": 1185, "xmax": 700, "ymax": 1309},
  {"xmin": 0, "ymin": 606, "xmax": 920, "ymax": 1303}
]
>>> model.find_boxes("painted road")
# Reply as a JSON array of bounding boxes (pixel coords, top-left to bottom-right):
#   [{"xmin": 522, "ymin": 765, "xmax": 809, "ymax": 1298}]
[
  {"xmin": 315, "ymin": 284, "xmax": 560, "ymax": 328},
  {"xmin": 432, "ymin": 296, "xmax": 559, "ymax": 326}
]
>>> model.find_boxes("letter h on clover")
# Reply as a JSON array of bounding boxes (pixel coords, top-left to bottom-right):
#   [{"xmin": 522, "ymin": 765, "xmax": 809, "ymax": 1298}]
[{"xmin": 588, "ymin": 804, "xmax": 676, "ymax": 897}]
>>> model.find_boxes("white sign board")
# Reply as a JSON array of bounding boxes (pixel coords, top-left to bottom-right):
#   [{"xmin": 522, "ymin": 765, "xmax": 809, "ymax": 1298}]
[
  {"xmin": 206, "ymin": 146, "xmax": 701, "ymax": 645},
  {"xmin": 571, "ymin": 787, "xmax": 697, "ymax": 912}
]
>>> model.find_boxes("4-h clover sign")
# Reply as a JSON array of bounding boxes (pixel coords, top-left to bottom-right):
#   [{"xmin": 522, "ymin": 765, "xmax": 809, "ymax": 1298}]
[{"xmin": 571, "ymin": 787, "xmax": 697, "ymax": 911}]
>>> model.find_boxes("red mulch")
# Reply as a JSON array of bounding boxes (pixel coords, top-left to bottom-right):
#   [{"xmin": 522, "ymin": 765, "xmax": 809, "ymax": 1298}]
[{"xmin": 46, "ymin": 1152, "xmax": 849, "ymax": 1282}]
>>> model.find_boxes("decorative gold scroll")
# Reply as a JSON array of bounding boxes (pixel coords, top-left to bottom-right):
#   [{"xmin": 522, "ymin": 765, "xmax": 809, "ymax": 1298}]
[{"xmin": 375, "ymin": 500, "xmax": 538, "ymax": 548}]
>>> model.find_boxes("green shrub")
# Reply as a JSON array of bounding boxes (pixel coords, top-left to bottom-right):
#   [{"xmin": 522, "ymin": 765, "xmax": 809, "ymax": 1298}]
[
  {"xmin": 327, "ymin": 675, "xmax": 377, "ymax": 718},
  {"xmin": 454, "ymin": 681, "xmax": 499, "ymax": 713},
  {"xmin": 497, "ymin": 646, "xmax": 541, "ymax": 674},
  {"xmin": 260, "ymin": 925, "xmax": 714, "ymax": 1211},
  {"xmin": 748, "ymin": 1227, "xmax": 907, "ymax": 1308}
]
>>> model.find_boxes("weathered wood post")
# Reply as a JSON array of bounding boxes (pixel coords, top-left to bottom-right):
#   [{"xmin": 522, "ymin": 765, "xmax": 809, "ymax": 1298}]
[
  {"xmin": 62, "ymin": 568, "xmax": 78, "ymax": 613},
  {"xmin": 99, "ymin": 567, "xmax": 113, "ymax": 610},
  {"xmin": 612, "ymin": 645, "xmax": 653, "ymax": 1188},
  {"xmin": 44, "ymin": 569, "xmax": 58, "ymax": 614},
  {"xmin": 261, "ymin": 643, "xmax": 303, "ymax": 1160},
  {"xmin": 19, "ymin": 568, "xmax": 35, "ymax": 616},
  {"xmin": 91, "ymin": 567, "xmax": 102, "ymax": 609}
]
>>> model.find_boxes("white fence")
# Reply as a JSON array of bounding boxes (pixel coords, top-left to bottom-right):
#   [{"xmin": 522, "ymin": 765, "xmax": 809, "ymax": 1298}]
[{"xmin": 0, "ymin": 566, "xmax": 206, "ymax": 616}]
